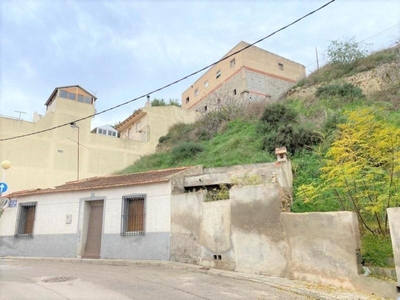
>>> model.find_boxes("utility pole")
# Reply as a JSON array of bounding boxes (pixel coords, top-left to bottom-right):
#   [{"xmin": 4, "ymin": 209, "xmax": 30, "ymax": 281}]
[{"xmin": 315, "ymin": 47, "xmax": 320, "ymax": 71}]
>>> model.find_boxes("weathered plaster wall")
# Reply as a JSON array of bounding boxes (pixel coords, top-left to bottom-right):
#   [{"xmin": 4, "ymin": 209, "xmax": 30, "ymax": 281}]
[
  {"xmin": 230, "ymin": 185, "xmax": 288, "ymax": 276},
  {"xmin": 387, "ymin": 207, "xmax": 400, "ymax": 290},
  {"xmin": 170, "ymin": 184, "xmax": 288, "ymax": 275},
  {"xmin": 1, "ymin": 100, "xmax": 198, "ymax": 194},
  {"xmin": 281, "ymin": 212, "xmax": 361, "ymax": 289},
  {"xmin": 183, "ymin": 162, "xmax": 292, "ymax": 190}
]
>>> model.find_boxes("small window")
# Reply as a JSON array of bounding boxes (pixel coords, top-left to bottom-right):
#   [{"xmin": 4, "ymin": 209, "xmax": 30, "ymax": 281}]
[
  {"xmin": 204, "ymin": 105, "xmax": 208, "ymax": 112},
  {"xmin": 216, "ymin": 70, "xmax": 221, "ymax": 79},
  {"xmin": 112, "ymin": 132, "xmax": 117, "ymax": 137},
  {"xmin": 77, "ymin": 95, "xmax": 84, "ymax": 102},
  {"xmin": 230, "ymin": 58, "xmax": 236, "ymax": 68},
  {"xmin": 15, "ymin": 202, "xmax": 37, "ymax": 237},
  {"xmin": 278, "ymin": 63, "xmax": 284, "ymax": 70},
  {"xmin": 194, "ymin": 89, "xmax": 199, "ymax": 97},
  {"xmin": 121, "ymin": 194, "xmax": 146, "ymax": 236},
  {"xmin": 98, "ymin": 129, "xmax": 102, "ymax": 134},
  {"xmin": 84, "ymin": 96, "xmax": 92, "ymax": 104},
  {"xmin": 204, "ymin": 81, "xmax": 209, "ymax": 88},
  {"xmin": 59, "ymin": 90, "xmax": 68, "ymax": 98},
  {"xmin": 107, "ymin": 131, "xmax": 112, "ymax": 136},
  {"xmin": 186, "ymin": 97, "xmax": 190, "ymax": 103},
  {"xmin": 68, "ymin": 92, "xmax": 76, "ymax": 100},
  {"xmin": 136, "ymin": 121, "xmax": 141, "ymax": 132},
  {"xmin": 233, "ymin": 89, "xmax": 237, "ymax": 95}
]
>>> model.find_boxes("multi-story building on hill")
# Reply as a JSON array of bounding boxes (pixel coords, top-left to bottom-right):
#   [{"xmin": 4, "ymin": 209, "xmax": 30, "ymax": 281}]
[
  {"xmin": 0, "ymin": 85, "xmax": 197, "ymax": 193},
  {"xmin": 182, "ymin": 41, "xmax": 305, "ymax": 112}
]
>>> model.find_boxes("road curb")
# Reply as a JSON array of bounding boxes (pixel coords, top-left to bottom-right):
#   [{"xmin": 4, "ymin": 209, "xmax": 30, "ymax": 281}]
[{"xmin": 1, "ymin": 256, "xmax": 374, "ymax": 300}]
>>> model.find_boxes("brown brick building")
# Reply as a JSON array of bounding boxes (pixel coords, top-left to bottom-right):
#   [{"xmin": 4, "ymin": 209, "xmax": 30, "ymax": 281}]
[{"xmin": 182, "ymin": 41, "xmax": 305, "ymax": 112}]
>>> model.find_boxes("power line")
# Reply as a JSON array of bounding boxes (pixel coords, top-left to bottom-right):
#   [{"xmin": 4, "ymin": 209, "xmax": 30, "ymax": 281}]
[
  {"xmin": 359, "ymin": 22, "xmax": 400, "ymax": 43},
  {"xmin": 0, "ymin": 0, "xmax": 336, "ymax": 142}
]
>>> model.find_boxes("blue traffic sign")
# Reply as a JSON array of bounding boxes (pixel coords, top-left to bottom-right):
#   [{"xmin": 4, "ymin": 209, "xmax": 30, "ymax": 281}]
[{"xmin": 0, "ymin": 182, "xmax": 8, "ymax": 193}]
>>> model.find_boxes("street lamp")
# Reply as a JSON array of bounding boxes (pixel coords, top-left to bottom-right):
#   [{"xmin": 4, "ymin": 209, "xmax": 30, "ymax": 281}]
[
  {"xmin": 70, "ymin": 122, "xmax": 80, "ymax": 181},
  {"xmin": 0, "ymin": 160, "xmax": 11, "ymax": 197}
]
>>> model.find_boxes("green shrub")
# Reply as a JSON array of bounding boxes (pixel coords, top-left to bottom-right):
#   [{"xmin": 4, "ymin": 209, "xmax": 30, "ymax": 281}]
[
  {"xmin": 171, "ymin": 142, "xmax": 204, "ymax": 162},
  {"xmin": 262, "ymin": 124, "xmax": 320, "ymax": 154},
  {"xmin": 292, "ymin": 151, "xmax": 341, "ymax": 212},
  {"xmin": 205, "ymin": 184, "xmax": 230, "ymax": 202},
  {"xmin": 258, "ymin": 103, "xmax": 298, "ymax": 133},
  {"xmin": 361, "ymin": 234, "xmax": 393, "ymax": 267},
  {"xmin": 322, "ymin": 111, "xmax": 346, "ymax": 132},
  {"xmin": 326, "ymin": 38, "xmax": 368, "ymax": 64},
  {"xmin": 159, "ymin": 123, "xmax": 195, "ymax": 146},
  {"xmin": 316, "ymin": 83, "xmax": 364, "ymax": 99},
  {"xmin": 151, "ymin": 98, "xmax": 181, "ymax": 107},
  {"xmin": 151, "ymin": 98, "xmax": 166, "ymax": 106}
]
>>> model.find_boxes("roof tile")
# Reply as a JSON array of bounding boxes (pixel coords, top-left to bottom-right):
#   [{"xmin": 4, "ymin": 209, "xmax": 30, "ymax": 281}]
[{"xmin": 7, "ymin": 167, "xmax": 190, "ymax": 197}]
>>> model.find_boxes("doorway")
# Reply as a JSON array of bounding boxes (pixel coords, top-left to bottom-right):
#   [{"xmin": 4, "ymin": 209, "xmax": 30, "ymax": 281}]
[{"xmin": 82, "ymin": 200, "xmax": 104, "ymax": 258}]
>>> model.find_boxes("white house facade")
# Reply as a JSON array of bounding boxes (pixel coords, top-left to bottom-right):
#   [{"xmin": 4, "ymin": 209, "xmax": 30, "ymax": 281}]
[{"xmin": 0, "ymin": 167, "xmax": 194, "ymax": 260}]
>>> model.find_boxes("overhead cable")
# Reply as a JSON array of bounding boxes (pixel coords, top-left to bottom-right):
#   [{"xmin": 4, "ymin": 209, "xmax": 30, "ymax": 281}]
[{"xmin": 0, "ymin": 0, "xmax": 336, "ymax": 142}]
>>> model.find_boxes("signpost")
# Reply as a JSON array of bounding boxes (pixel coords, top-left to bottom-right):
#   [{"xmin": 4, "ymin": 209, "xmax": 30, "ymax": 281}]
[{"xmin": 0, "ymin": 182, "xmax": 8, "ymax": 194}]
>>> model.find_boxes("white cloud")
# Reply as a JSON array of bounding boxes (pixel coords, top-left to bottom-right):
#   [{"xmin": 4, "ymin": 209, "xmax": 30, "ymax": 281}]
[{"xmin": 1, "ymin": 0, "xmax": 399, "ymax": 127}]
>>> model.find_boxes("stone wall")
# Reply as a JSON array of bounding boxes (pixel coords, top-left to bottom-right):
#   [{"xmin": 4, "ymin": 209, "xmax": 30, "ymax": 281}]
[
  {"xmin": 171, "ymin": 185, "xmax": 362, "ymax": 288},
  {"xmin": 281, "ymin": 212, "xmax": 361, "ymax": 289},
  {"xmin": 387, "ymin": 207, "xmax": 400, "ymax": 292},
  {"xmin": 170, "ymin": 184, "xmax": 288, "ymax": 276}
]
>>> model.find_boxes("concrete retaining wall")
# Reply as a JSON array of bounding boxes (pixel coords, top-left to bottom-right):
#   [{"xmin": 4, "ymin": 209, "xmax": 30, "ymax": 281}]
[
  {"xmin": 171, "ymin": 184, "xmax": 362, "ymax": 286},
  {"xmin": 170, "ymin": 184, "xmax": 288, "ymax": 276},
  {"xmin": 281, "ymin": 212, "xmax": 361, "ymax": 289},
  {"xmin": 387, "ymin": 207, "xmax": 400, "ymax": 291}
]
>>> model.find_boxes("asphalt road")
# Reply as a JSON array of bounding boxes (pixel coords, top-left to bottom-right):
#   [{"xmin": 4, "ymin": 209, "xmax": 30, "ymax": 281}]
[{"xmin": 0, "ymin": 259, "xmax": 309, "ymax": 300}]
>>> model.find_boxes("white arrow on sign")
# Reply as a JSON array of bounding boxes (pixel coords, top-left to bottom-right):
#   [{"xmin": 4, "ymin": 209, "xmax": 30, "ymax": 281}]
[{"xmin": 0, "ymin": 182, "xmax": 8, "ymax": 193}]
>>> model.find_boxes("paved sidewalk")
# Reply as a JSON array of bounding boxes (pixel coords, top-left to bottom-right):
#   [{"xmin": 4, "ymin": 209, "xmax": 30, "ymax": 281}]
[{"xmin": 3, "ymin": 257, "xmax": 392, "ymax": 300}]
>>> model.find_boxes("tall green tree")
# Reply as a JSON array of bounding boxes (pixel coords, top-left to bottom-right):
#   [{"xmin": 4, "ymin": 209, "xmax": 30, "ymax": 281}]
[{"xmin": 298, "ymin": 108, "xmax": 400, "ymax": 237}]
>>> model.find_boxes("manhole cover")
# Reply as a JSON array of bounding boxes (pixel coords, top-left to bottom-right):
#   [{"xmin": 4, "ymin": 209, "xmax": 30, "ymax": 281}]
[{"xmin": 42, "ymin": 276, "xmax": 78, "ymax": 283}]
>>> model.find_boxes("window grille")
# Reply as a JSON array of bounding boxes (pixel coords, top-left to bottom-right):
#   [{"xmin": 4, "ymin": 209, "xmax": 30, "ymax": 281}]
[
  {"xmin": 15, "ymin": 202, "xmax": 37, "ymax": 237},
  {"xmin": 121, "ymin": 194, "xmax": 146, "ymax": 236}
]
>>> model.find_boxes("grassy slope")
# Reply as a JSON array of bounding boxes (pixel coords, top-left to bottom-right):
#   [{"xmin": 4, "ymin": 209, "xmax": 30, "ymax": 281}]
[
  {"xmin": 117, "ymin": 47, "xmax": 399, "ymax": 266},
  {"xmin": 119, "ymin": 46, "xmax": 399, "ymax": 176},
  {"xmin": 118, "ymin": 120, "xmax": 275, "ymax": 174}
]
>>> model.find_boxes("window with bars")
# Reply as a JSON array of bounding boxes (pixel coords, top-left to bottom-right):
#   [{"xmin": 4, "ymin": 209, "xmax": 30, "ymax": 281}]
[
  {"xmin": 15, "ymin": 202, "xmax": 37, "ymax": 237},
  {"xmin": 121, "ymin": 194, "xmax": 145, "ymax": 236}
]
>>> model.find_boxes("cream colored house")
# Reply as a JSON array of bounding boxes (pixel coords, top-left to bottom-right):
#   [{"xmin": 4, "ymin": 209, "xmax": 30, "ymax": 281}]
[
  {"xmin": 182, "ymin": 41, "xmax": 305, "ymax": 112},
  {"xmin": 0, "ymin": 86, "xmax": 197, "ymax": 193},
  {"xmin": 115, "ymin": 105, "xmax": 198, "ymax": 150}
]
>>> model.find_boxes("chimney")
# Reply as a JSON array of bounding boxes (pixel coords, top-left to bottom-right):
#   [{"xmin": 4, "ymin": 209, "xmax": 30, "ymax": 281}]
[
  {"xmin": 145, "ymin": 95, "xmax": 151, "ymax": 107},
  {"xmin": 275, "ymin": 147, "xmax": 287, "ymax": 162}
]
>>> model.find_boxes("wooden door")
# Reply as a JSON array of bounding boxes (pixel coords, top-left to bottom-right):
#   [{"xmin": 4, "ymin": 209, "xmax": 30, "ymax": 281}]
[{"xmin": 83, "ymin": 200, "xmax": 104, "ymax": 259}]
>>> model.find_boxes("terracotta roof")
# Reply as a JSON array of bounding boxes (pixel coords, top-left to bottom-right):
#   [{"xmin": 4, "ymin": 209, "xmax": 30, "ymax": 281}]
[{"xmin": 7, "ymin": 167, "xmax": 190, "ymax": 198}]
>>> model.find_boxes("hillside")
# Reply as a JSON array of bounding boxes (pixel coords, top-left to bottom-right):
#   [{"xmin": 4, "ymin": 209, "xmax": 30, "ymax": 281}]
[
  {"xmin": 118, "ymin": 45, "xmax": 399, "ymax": 175},
  {"xmin": 117, "ymin": 45, "xmax": 400, "ymax": 267}
]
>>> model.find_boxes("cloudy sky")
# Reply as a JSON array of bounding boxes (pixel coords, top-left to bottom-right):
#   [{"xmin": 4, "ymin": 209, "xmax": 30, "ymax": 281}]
[{"xmin": 1, "ymin": 0, "xmax": 399, "ymax": 128}]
